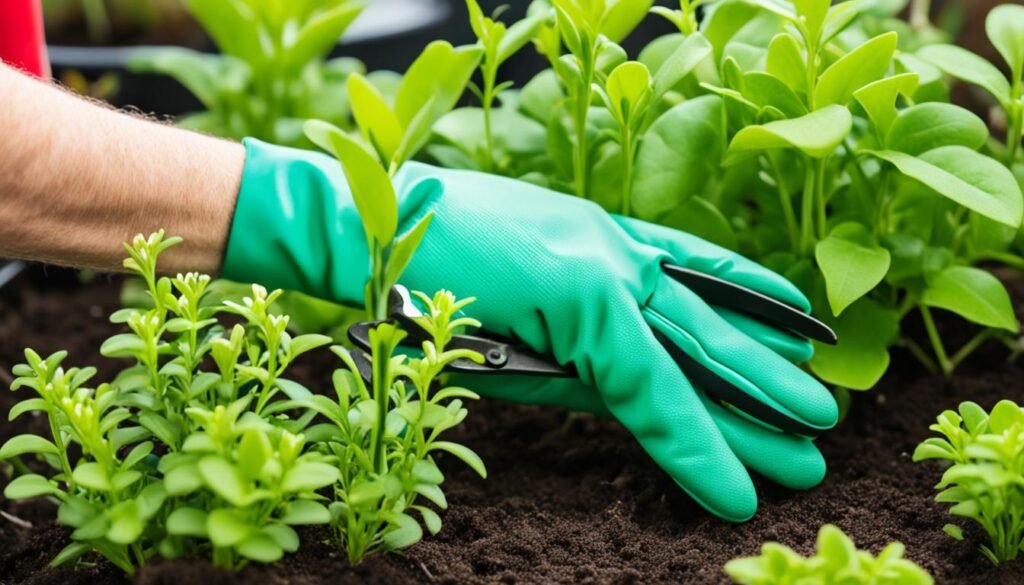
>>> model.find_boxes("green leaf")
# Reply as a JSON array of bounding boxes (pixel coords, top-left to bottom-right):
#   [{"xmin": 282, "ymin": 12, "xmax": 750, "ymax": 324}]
[
  {"xmin": 853, "ymin": 73, "xmax": 920, "ymax": 137},
  {"xmin": 347, "ymin": 480, "xmax": 386, "ymax": 506},
  {"xmin": 395, "ymin": 41, "xmax": 483, "ymax": 131},
  {"xmin": 886, "ymin": 103, "xmax": 988, "ymax": 156},
  {"xmin": 868, "ymin": 147, "xmax": 1024, "ymax": 228},
  {"xmin": 207, "ymin": 508, "xmax": 252, "ymax": 547},
  {"xmin": 921, "ymin": 266, "xmax": 1018, "ymax": 332},
  {"xmin": 8, "ymin": 398, "xmax": 48, "ymax": 421},
  {"xmin": 766, "ymin": 33, "xmax": 805, "ymax": 92},
  {"xmin": 632, "ymin": 96, "xmax": 726, "ymax": 221},
  {"xmin": 167, "ymin": 507, "xmax": 208, "ymax": 537},
  {"xmin": 429, "ymin": 441, "xmax": 487, "ymax": 478},
  {"xmin": 0, "ymin": 434, "xmax": 58, "ymax": 459},
  {"xmin": 100, "ymin": 334, "xmax": 146, "ymax": 358},
  {"xmin": 415, "ymin": 506, "xmax": 443, "ymax": 535},
  {"xmin": 917, "ymin": 44, "xmax": 1012, "ymax": 106},
  {"xmin": 497, "ymin": 10, "xmax": 551, "ymax": 64},
  {"xmin": 263, "ymin": 523, "xmax": 299, "ymax": 553},
  {"xmin": 601, "ymin": 0, "xmax": 653, "ymax": 43},
  {"xmin": 198, "ymin": 455, "xmax": 248, "ymax": 508},
  {"xmin": 281, "ymin": 462, "xmax": 339, "ymax": 492},
  {"xmin": 73, "ymin": 462, "xmax": 111, "ymax": 492},
  {"xmin": 987, "ymin": 4, "xmax": 1024, "ymax": 84},
  {"xmin": 237, "ymin": 532, "xmax": 283, "ymax": 563},
  {"xmin": 49, "ymin": 542, "xmax": 92, "ymax": 568},
  {"xmin": 284, "ymin": 3, "xmax": 363, "ymax": 73},
  {"xmin": 303, "ymin": 120, "xmax": 398, "ymax": 247},
  {"xmin": 106, "ymin": 501, "xmax": 144, "ymax": 545},
  {"xmin": 809, "ymin": 298, "xmax": 899, "ymax": 390},
  {"xmin": 651, "ymin": 33, "xmax": 713, "ymax": 101},
  {"xmin": 815, "ymin": 223, "xmax": 891, "ymax": 316},
  {"xmin": 164, "ymin": 460, "xmax": 202, "ymax": 495},
  {"xmin": 794, "ymin": 0, "xmax": 830, "ymax": 39},
  {"xmin": 605, "ymin": 61, "xmax": 652, "ymax": 126},
  {"xmin": 815, "ymin": 32, "xmax": 898, "ymax": 108},
  {"xmin": 4, "ymin": 474, "xmax": 60, "ymax": 499},
  {"xmin": 384, "ymin": 211, "xmax": 434, "ymax": 288},
  {"xmin": 347, "ymin": 73, "xmax": 402, "ymax": 164},
  {"xmin": 381, "ymin": 512, "xmax": 424, "ymax": 551},
  {"xmin": 280, "ymin": 500, "xmax": 331, "ymax": 525},
  {"xmin": 726, "ymin": 105, "xmax": 853, "ymax": 162}
]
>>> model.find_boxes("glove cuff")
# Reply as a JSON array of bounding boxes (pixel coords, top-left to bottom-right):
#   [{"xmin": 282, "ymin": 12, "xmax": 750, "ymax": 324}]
[{"xmin": 221, "ymin": 138, "xmax": 370, "ymax": 305}]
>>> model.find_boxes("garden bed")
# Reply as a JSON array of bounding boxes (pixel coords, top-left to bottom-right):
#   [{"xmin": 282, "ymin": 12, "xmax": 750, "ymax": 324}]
[{"xmin": 2, "ymin": 275, "xmax": 1024, "ymax": 584}]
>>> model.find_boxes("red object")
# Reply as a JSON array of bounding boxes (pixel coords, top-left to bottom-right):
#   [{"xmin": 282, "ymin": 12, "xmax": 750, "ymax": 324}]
[{"xmin": 0, "ymin": 0, "xmax": 50, "ymax": 79}]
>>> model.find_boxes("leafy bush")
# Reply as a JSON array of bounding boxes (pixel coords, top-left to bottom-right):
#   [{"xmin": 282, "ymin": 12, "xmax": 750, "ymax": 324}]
[
  {"xmin": 914, "ymin": 400, "xmax": 1024, "ymax": 565},
  {"xmin": 428, "ymin": 0, "xmax": 1024, "ymax": 392},
  {"xmin": 724, "ymin": 524, "xmax": 933, "ymax": 584},
  {"xmin": 0, "ymin": 228, "xmax": 485, "ymax": 570},
  {"xmin": 128, "ymin": 0, "xmax": 376, "ymax": 146}
]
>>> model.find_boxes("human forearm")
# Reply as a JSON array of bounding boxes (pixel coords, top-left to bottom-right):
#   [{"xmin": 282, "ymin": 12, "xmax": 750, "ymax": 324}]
[{"xmin": 0, "ymin": 62, "xmax": 244, "ymax": 273}]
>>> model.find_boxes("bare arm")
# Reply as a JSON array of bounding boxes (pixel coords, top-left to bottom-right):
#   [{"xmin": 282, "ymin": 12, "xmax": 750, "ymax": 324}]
[{"xmin": 0, "ymin": 61, "xmax": 245, "ymax": 274}]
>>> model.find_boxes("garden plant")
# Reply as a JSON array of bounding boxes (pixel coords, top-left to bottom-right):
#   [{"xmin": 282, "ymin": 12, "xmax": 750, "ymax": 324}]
[
  {"xmin": 914, "ymin": 400, "xmax": 1024, "ymax": 565},
  {"xmin": 0, "ymin": 220, "xmax": 485, "ymax": 568},
  {"xmin": 724, "ymin": 524, "xmax": 933, "ymax": 584}
]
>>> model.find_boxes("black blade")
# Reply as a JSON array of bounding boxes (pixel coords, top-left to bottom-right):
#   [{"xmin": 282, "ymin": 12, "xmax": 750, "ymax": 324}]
[{"xmin": 663, "ymin": 265, "xmax": 838, "ymax": 345}]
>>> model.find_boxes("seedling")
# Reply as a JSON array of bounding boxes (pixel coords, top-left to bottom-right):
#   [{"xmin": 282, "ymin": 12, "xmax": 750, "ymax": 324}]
[
  {"xmin": 0, "ymin": 232, "xmax": 336, "ymax": 573},
  {"xmin": 303, "ymin": 101, "xmax": 487, "ymax": 564},
  {"xmin": 725, "ymin": 524, "xmax": 933, "ymax": 584},
  {"xmin": 914, "ymin": 400, "xmax": 1024, "ymax": 565}
]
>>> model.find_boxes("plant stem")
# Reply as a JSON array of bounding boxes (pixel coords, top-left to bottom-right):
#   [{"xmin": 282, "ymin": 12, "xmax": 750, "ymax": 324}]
[
  {"xmin": 910, "ymin": 0, "xmax": 932, "ymax": 30},
  {"xmin": 1007, "ymin": 102, "xmax": 1022, "ymax": 168},
  {"xmin": 572, "ymin": 83, "xmax": 592, "ymax": 200},
  {"xmin": 620, "ymin": 127, "xmax": 634, "ymax": 216},
  {"xmin": 482, "ymin": 64, "xmax": 498, "ymax": 173},
  {"xmin": 920, "ymin": 306, "xmax": 953, "ymax": 376},
  {"xmin": 903, "ymin": 337, "xmax": 940, "ymax": 375},
  {"xmin": 768, "ymin": 154, "xmax": 800, "ymax": 253},
  {"xmin": 949, "ymin": 329, "xmax": 996, "ymax": 372},
  {"xmin": 814, "ymin": 157, "xmax": 827, "ymax": 239}
]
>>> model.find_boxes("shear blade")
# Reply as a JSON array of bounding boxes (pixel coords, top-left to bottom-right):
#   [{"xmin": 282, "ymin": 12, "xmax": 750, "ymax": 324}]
[{"xmin": 663, "ymin": 265, "xmax": 838, "ymax": 345}]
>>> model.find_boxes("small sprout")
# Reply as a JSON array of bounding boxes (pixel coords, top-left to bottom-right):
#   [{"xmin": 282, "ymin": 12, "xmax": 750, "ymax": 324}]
[{"xmin": 725, "ymin": 524, "xmax": 932, "ymax": 584}]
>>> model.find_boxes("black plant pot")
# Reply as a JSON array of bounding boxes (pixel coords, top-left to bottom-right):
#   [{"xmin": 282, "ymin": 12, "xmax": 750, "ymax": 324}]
[{"xmin": 47, "ymin": 0, "xmax": 454, "ymax": 117}]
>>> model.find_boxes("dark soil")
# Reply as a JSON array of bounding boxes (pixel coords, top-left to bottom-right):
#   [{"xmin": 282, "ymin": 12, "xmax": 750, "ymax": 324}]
[{"xmin": 2, "ymin": 274, "xmax": 1024, "ymax": 585}]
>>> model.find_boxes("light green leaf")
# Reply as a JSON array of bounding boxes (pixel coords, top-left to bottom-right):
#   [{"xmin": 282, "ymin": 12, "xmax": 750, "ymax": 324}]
[
  {"xmin": 263, "ymin": 524, "xmax": 299, "ymax": 553},
  {"xmin": 281, "ymin": 462, "xmax": 339, "ymax": 492},
  {"xmin": 651, "ymin": 33, "xmax": 713, "ymax": 101},
  {"xmin": 815, "ymin": 32, "xmax": 898, "ymax": 108},
  {"xmin": 4, "ymin": 474, "xmax": 60, "ymax": 499},
  {"xmin": 198, "ymin": 455, "xmax": 248, "ymax": 508},
  {"xmin": 815, "ymin": 223, "xmax": 891, "ymax": 316},
  {"xmin": 284, "ymin": 3, "xmax": 363, "ymax": 73},
  {"xmin": 303, "ymin": 120, "xmax": 398, "ymax": 247},
  {"xmin": 868, "ymin": 147, "xmax": 1024, "ymax": 228},
  {"xmin": 766, "ymin": 33, "xmax": 805, "ymax": 92},
  {"xmin": 207, "ymin": 508, "xmax": 252, "ymax": 547},
  {"xmin": 381, "ymin": 512, "xmax": 423, "ymax": 551},
  {"xmin": 167, "ymin": 507, "xmax": 208, "ymax": 537},
  {"xmin": 384, "ymin": 211, "xmax": 434, "ymax": 287},
  {"xmin": 987, "ymin": 4, "xmax": 1024, "ymax": 84},
  {"xmin": 605, "ymin": 61, "xmax": 652, "ymax": 125},
  {"xmin": 395, "ymin": 41, "xmax": 483, "ymax": 130},
  {"xmin": 0, "ymin": 434, "xmax": 58, "ymax": 460},
  {"xmin": 809, "ymin": 298, "xmax": 899, "ymax": 390},
  {"xmin": 49, "ymin": 542, "xmax": 92, "ymax": 568},
  {"xmin": 921, "ymin": 266, "xmax": 1018, "ymax": 332},
  {"xmin": 632, "ymin": 96, "xmax": 725, "ymax": 221},
  {"xmin": 726, "ymin": 105, "xmax": 852, "ymax": 162},
  {"xmin": 497, "ymin": 10, "xmax": 551, "ymax": 64},
  {"xmin": 886, "ymin": 103, "xmax": 988, "ymax": 156},
  {"xmin": 106, "ymin": 501, "xmax": 144, "ymax": 545},
  {"xmin": 917, "ymin": 44, "xmax": 1012, "ymax": 106},
  {"xmin": 237, "ymin": 532, "xmax": 283, "ymax": 563},
  {"xmin": 794, "ymin": 0, "xmax": 830, "ymax": 39},
  {"xmin": 73, "ymin": 462, "xmax": 111, "ymax": 492},
  {"xmin": 347, "ymin": 73, "xmax": 402, "ymax": 164},
  {"xmin": 659, "ymin": 197, "xmax": 738, "ymax": 250},
  {"xmin": 601, "ymin": 0, "xmax": 654, "ymax": 43},
  {"xmin": 853, "ymin": 73, "xmax": 920, "ymax": 137},
  {"xmin": 280, "ymin": 500, "xmax": 332, "ymax": 525},
  {"xmin": 429, "ymin": 441, "xmax": 487, "ymax": 478}
]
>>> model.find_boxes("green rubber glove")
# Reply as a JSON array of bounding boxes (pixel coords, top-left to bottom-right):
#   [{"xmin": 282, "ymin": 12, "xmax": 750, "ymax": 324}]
[{"xmin": 223, "ymin": 139, "xmax": 838, "ymax": 522}]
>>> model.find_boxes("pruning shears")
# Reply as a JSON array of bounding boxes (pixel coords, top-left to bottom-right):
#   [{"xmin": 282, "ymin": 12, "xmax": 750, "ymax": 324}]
[{"xmin": 348, "ymin": 264, "xmax": 837, "ymax": 436}]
